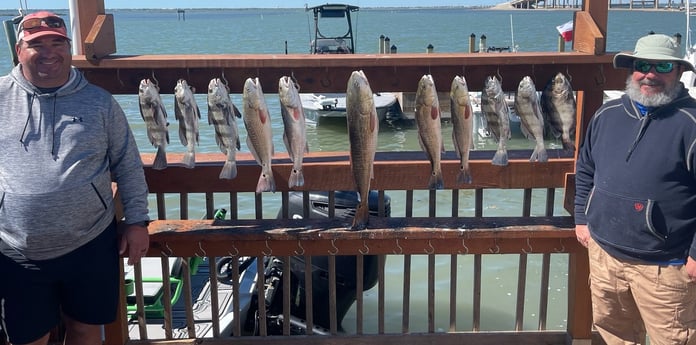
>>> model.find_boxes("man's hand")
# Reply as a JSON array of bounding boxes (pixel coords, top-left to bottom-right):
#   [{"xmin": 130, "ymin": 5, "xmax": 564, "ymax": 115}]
[
  {"xmin": 118, "ymin": 223, "xmax": 150, "ymax": 265},
  {"xmin": 686, "ymin": 256, "xmax": 696, "ymax": 282},
  {"xmin": 575, "ymin": 224, "xmax": 590, "ymax": 248}
]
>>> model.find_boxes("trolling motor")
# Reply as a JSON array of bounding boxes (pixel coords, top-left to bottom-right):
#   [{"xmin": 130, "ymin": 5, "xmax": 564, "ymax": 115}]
[{"xmin": 215, "ymin": 190, "xmax": 390, "ymax": 335}]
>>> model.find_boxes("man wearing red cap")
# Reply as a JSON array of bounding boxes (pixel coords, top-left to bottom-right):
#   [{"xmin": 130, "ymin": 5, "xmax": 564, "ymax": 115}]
[{"xmin": 0, "ymin": 11, "xmax": 150, "ymax": 345}]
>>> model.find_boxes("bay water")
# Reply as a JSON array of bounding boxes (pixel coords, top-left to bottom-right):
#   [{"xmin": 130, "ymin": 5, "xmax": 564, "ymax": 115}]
[{"xmin": 0, "ymin": 7, "xmax": 687, "ymax": 333}]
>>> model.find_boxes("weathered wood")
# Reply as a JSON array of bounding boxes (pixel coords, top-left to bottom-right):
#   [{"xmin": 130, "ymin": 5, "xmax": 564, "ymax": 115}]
[
  {"xmin": 71, "ymin": 53, "xmax": 626, "ymax": 95},
  {"xmin": 143, "ymin": 151, "xmax": 575, "ymax": 193},
  {"xmin": 84, "ymin": 14, "xmax": 116, "ymax": 61}
]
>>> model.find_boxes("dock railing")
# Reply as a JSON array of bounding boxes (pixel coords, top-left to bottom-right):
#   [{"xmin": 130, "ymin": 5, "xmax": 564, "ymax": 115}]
[{"xmin": 101, "ymin": 151, "xmax": 602, "ymax": 345}]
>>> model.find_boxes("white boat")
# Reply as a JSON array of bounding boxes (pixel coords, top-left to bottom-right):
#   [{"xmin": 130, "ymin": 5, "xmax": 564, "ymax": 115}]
[
  {"xmin": 682, "ymin": 0, "xmax": 696, "ymax": 97},
  {"xmin": 300, "ymin": 92, "xmax": 400, "ymax": 123},
  {"xmin": 300, "ymin": 4, "xmax": 403, "ymax": 123}
]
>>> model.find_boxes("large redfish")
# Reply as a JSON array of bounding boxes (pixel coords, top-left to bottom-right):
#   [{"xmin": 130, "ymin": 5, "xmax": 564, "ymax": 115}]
[
  {"xmin": 346, "ymin": 70, "xmax": 378, "ymax": 230},
  {"xmin": 414, "ymin": 74, "xmax": 444, "ymax": 189},
  {"xmin": 242, "ymin": 77, "xmax": 275, "ymax": 193},
  {"xmin": 278, "ymin": 76, "xmax": 308, "ymax": 188},
  {"xmin": 449, "ymin": 75, "xmax": 474, "ymax": 184}
]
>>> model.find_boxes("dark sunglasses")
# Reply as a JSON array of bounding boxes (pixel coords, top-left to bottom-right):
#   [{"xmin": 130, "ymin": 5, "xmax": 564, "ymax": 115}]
[
  {"xmin": 633, "ymin": 60, "xmax": 675, "ymax": 74},
  {"xmin": 18, "ymin": 16, "xmax": 65, "ymax": 31}
]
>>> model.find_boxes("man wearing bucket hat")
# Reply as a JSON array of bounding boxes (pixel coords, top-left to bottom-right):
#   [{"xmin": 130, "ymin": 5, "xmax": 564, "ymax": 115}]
[
  {"xmin": 575, "ymin": 33, "xmax": 696, "ymax": 345},
  {"xmin": 0, "ymin": 11, "xmax": 150, "ymax": 345}
]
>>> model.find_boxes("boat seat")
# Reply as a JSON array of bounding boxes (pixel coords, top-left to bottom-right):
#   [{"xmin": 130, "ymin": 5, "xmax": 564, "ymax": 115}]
[{"xmin": 123, "ymin": 257, "xmax": 202, "ymax": 318}]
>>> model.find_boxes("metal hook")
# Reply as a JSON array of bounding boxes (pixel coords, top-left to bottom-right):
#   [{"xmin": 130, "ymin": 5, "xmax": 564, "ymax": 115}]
[
  {"xmin": 565, "ymin": 65, "xmax": 573, "ymax": 82},
  {"xmin": 489, "ymin": 238, "xmax": 501, "ymax": 254},
  {"xmin": 424, "ymin": 240, "xmax": 435, "ymax": 255},
  {"xmin": 262, "ymin": 240, "xmax": 273, "ymax": 256},
  {"xmin": 220, "ymin": 69, "xmax": 229, "ymax": 86},
  {"xmin": 393, "ymin": 239, "xmax": 403, "ymax": 255},
  {"xmin": 496, "ymin": 66, "xmax": 503, "ymax": 83},
  {"xmin": 151, "ymin": 70, "xmax": 159, "ymax": 86},
  {"xmin": 554, "ymin": 239, "xmax": 566, "ymax": 253},
  {"xmin": 358, "ymin": 240, "xmax": 370, "ymax": 255},
  {"xmin": 228, "ymin": 242, "xmax": 239, "ymax": 257},
  {"xmin": 161, "ymin": 242, "xmax": 173, "ymax": 257},
  {"xmin": 196, "ymin": 242, "xmax": 207, "ymax": 258},
  {"xmin": 116, "ymin": 69, "xmax": 125, "ymax": 88},
  {"xmin": 459, "ymin": 238, "xmax": 469, "ymax": 255},
  {"xmin": 596, "ymin": 64, "xmax": 606, "ymax": 86},
  {"xmin": 522, "ymin": 238, "xmax": 533, "ymax": 254},
  {"xmin": 290, "ymin": 72, "xmax": 301, "ymax": 92},
  {"xmin": 294, "ymin": 240, "xmax": 305, "ymax": 256},
  {"xmin": 328, "ymin": 239, "xmax": 339, "ymax": 255}
]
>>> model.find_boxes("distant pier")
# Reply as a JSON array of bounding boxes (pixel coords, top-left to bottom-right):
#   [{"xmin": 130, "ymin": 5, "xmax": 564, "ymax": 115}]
[{"xmin": 507, "ymin": 0, "xmax": 687, "ymax": 9}]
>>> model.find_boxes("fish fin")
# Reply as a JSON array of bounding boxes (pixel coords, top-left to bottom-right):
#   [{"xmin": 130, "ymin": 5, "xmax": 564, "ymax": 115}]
[
  {"xmin": 456, "ymin": 166, "xmax": 473, "ymax": 185},
  {"xmin": 152, "ymin": 146, "xmax": 168, "ymax": 170},
  {"xmin": 219, "ymin": 160, "xmax": 237, "ymax": 180},
  {"xmin": 182, "ymin": 151, "xmax": 196, "ymax": 169},
  {"xmin": 233, "ymin": 104, "xmax": 243, "ymax": 118},
  {"xmin": 350, "ymin": 202, "xmax": 370, "ymax": 230},
  {"xmin": 288, "ymin": 168, "xmax": 305, "ymax": 188},
  {"xmin": 529, "ymin": 144, "xmax": 548, "ymax": 163},
  {"xmin": 255, "ymin": 169, "xmax": 276, "ymax": 193},
  {"xmin": 428, "ymin": 169, "xmax": 444, "ymax": 190},
  {"xmin": 491, "ymin": 149, "xmax": 508, "ymax": 166}
]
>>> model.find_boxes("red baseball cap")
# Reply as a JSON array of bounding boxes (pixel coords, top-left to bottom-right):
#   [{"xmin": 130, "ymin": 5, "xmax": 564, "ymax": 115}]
[{"xmin": 17, "ymin": 11, "xmax": 70, "ymax": 42}]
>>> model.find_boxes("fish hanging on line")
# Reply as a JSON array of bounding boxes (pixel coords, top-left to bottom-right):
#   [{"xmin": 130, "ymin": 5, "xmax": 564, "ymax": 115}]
[
  {"xmin": 449, "ymin": 75, "xmax": 474, "ymax": 184},
  {"xmin": 414, "ymin": 74, "xmax": 444, "ymax": 189},
  {"xmin": 207, "ymin": 77, "xmax": 241, "ymax": 180},
  {"xmin": 480, "ymin": 76, "xmax": 511, "ymax": 166},
  {"xmin": 541, "ymin": 72, "xmax": 576, "ymax": 152},
  {"xmin": 278, "ymin": 75, "xmax": 309, "ymax": 188},
  {"xmin": 346, "ymin": 70, "xmax": 378, "ymax": 230},
  {"xmin": 242, "ymin": 77, "xmax": 276, "ymax": 193},
  {"xmin": 174, "ymin": 78, "xmax": 201, "ymax": 169},
  {"xmin": 138, "ymin": 78, "xmax": 169, "ymax": 170},
  {"xmin": 514, "ymin": 76, "xmax": 548, "ymax": 162}
]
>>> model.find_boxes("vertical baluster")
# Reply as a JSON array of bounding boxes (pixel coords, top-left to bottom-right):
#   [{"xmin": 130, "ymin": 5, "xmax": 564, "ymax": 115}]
[
  {"xmin": 282, "ymin": 256, "xmax": 291, "ymax": 335},
  {"xmin": 256, "ymin": 256, "xmax": 267, "ymax": 336},
  {"xmin": 329, "ymin": 255, "xmax": 338, "ymax": 335},
  {"xmin": 182, "ymin": 258, "xmax": 196, "ymax": 338},
  {"xmin": 254, "ymin": 193, "xmax": 263, "ymax": 220},
  {"xmin": 449, "ymin": 254, "xmax": 458, "ymax": 332},
  {"xmin": 378, "ymin": 254, "xmax": 386, "ymax": 334},
  {"xmin": 208, "ymin": 257, "xmax": 220, "ymax": 337},
  {"xmin": 355, "ymin": 254, "xmax": 364, "ymax": 334},
  {"xmin": 428, "ymin": 254, "xmax": 435, "ymax": 333},
  {"xmin": 180, "ymin": 193, "xmax": 188, "ymax": 220},
  {"xmin": 402, "ymin": 254, "xmax": 411, "ymax": 333},
  {"xmin": 473, "ymin": 254, "xmax": 482, "ymax": 331},
  {"xmin": 229, "ymin": 192, "xmax": 238, "ymax": 220},
  {"xmin": 304, "ymin": 256, "xmax": 314, "ymax": 334},
  {"xmin": 231, "ymin": 255, "xmax": 241, "ymax": 337},
  {"xmin": 134, "ymin": 262, "xmax": 147, "ymax": 339},
  {"xmin": 156, "ymin": 193, "xmax": 166, "ymax": 219},
  {"xmin": 160, "ymin": 257, "xmax": 173, "ymax": 339}
]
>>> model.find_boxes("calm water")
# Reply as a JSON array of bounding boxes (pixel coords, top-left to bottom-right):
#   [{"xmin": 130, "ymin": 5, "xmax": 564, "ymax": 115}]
[{"xmin": 0, "ymin": 7, "xmax": 687, "ymax": 332}]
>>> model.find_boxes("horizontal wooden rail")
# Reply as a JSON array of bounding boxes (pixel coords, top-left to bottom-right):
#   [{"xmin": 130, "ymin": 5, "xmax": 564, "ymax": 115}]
[
  {"xmin": 72, "ymin": 52, "xmax": 626, "ymax": 95},
  {"xmin": 142, "ymin": 151, "xmax": 576, "ymax": 193}
]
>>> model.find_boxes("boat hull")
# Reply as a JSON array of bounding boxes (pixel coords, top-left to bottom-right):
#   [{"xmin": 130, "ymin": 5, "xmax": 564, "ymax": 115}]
[{"xmin": 301, "ymin": 92, "xmax": 401, "ymax": 123}]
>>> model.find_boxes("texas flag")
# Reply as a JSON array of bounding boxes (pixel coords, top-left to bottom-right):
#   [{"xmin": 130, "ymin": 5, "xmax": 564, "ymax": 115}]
[{"xmin": 556, "ymin": 20, "xmax": 574, "ymax": 42}]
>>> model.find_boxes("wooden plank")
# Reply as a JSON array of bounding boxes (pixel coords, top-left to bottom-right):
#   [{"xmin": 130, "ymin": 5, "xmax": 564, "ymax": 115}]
[
  {"xmin": 84, "ymin": 14, "xmax": 116, "ymax": 61},
  {"xmin": 573, "ymin": 11, "xmax": 606, "ymax": 55},
  {"xmin": 142, "ymin": 151, "xmax": 575, "ymax": 193},
  {"xmin": 71, "ymin": 53, "xmax": 626, "ymax": 94}
]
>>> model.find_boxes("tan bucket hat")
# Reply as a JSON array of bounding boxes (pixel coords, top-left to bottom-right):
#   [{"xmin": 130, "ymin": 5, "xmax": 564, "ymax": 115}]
[{"xmin": 613, "ymin": 33, "xmax": 695, "ymax": 72}]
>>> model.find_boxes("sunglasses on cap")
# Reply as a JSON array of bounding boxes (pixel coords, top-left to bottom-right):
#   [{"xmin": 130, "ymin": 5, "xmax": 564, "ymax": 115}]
[
  {"xmin": 633, "ymin": 60, "xmax": 676, "ymax": 74},
  {"xmin": 18, "ymin": 16, "xmax": 65, "ymax": 32}
]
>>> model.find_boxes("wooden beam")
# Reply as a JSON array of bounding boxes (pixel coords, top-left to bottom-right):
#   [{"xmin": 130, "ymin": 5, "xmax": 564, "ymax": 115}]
[
  {"xmin": 84, "ymin": 14, "xmax": 116, "ymax": 61},
  {"xmin": 572, "ymin": 11, "xmax": 606, "ymax": 55},
  {"xmin": 73, "ymin": 0, "xmax": 106, "ymax": 55}
]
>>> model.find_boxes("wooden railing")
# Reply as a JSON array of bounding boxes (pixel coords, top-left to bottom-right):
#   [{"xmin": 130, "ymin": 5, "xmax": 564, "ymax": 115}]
[{"xmin": 99, "ymin": 151, "xmax": 604, "ymax": 345}]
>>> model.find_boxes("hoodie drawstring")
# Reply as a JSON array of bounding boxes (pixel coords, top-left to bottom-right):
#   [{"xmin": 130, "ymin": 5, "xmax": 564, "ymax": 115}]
[{"xmin": 18, "ymin": 93, "xmax": 35, "ymax": 146}]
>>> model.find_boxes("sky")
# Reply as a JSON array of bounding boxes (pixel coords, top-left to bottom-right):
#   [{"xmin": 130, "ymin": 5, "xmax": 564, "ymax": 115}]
[{"xmin": 3, "ymin": 0, "xmax": 506, "ymax": 10}]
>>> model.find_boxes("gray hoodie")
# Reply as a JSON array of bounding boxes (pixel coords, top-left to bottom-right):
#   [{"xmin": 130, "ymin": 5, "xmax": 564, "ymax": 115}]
[{"xmin": 0, "ymin": 65, "xmax": 149, "ymax": 260}]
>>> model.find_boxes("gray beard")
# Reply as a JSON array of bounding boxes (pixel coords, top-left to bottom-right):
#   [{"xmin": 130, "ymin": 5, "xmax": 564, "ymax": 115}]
[{"xmin": 624, "ymin": 75, "xmax": 682, "ymax": 107}]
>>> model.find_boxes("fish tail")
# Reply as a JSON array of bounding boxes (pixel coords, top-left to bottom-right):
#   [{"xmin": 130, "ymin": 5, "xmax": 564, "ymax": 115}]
[
  {"xmin": 491, "ymin": 149, "xmax": 509, "ymax": 166},
  {"xmin": 182, "ymin": 151, "xmax": 196, "ymax": 169},
  {"xmin": 219, "ymin": 160, "xmax": 237, "ymax": 180},
  {"xmin": 562, "ymin": 137, "xmax": 576, "ymax": 152},
  {"xmin": 530, "ymin": 143, "xmax": 549, "ymax": 163},
  {"xmin": 457, "ymin": 166, "xmax": 473, "ymax": 185},
  {"xmin": 428, "ymin": 169, "xmax": 444, "ymax": 190},
  {"xmin": 153, "ymin": 146, "xmax": 168, "ymax": 170},
  {"xmin": 255, "ymin": 169, "xmax": 276, "ymax": 193},
  {"xmin": 288, "ymin": 168, "xmax": 305, "ymax": 188},
  {"xmin": 350, "ymin": 201, "xmax": 370, "ymax": 230}
]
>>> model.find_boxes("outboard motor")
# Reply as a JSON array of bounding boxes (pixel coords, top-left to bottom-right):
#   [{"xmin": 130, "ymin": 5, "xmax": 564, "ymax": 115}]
[
  {"xmin": 216, "ymin": 190, "xmax": 390, "ymax": 335},
  {"xmin": 275, "ymin": 191, "xmax": 390, "ymax": 332}
]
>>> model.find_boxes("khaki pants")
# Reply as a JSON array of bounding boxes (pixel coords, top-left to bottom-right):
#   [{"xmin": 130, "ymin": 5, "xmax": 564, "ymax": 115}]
[{"xmin": 588, "ymin": 239, "xmax": 696, "ymax": 345}]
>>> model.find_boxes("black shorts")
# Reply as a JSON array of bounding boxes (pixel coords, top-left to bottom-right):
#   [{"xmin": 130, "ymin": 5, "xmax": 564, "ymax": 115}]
[{"xmin": 0, "ymin": 220, "xmax": 119, "ymax": 344}]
